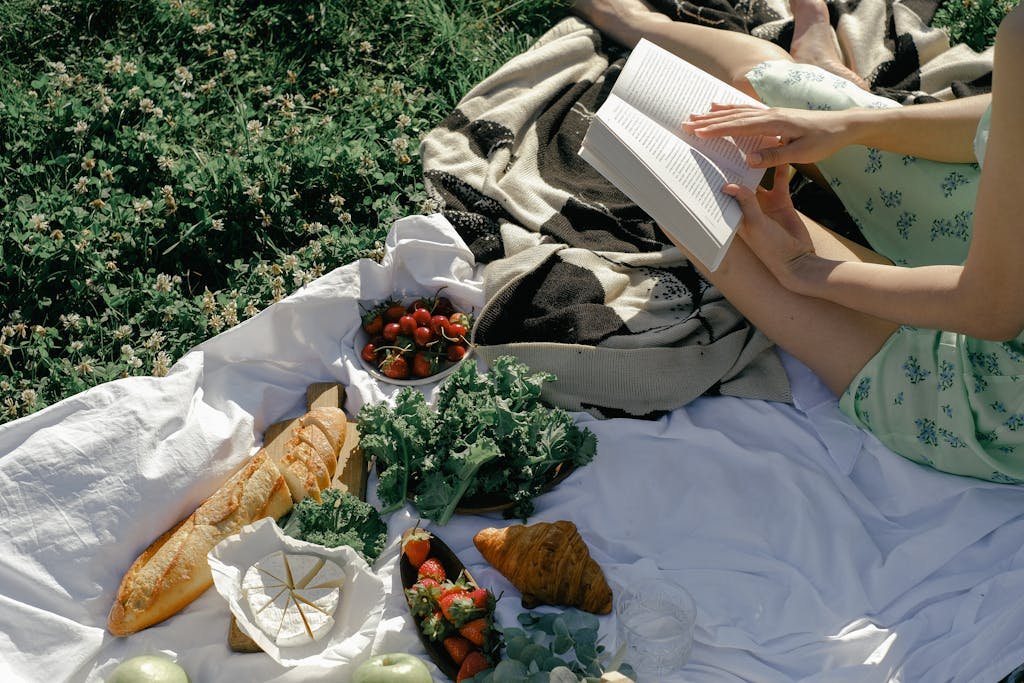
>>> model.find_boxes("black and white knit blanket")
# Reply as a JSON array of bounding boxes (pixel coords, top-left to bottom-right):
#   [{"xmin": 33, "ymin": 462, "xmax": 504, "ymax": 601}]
[{"xmin": 419, "ymin": 1, "xmax": 993, "ymax": 418}]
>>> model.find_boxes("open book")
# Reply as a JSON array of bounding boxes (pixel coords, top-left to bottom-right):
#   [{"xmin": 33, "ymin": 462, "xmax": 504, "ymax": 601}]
[{"xmin": 579, "ymin": 39, "xmax": 771, "ymax": 271}]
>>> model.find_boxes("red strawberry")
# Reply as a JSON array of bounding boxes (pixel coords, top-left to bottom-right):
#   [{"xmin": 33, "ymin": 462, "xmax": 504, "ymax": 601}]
[
  {"xmin": 439, "ymin": 590, "xmax": 486, "ymax": 627},
  {"xmin": 442, "ymin": 635, "xmax": 473, "ymax": 665},
  {"xmin": 401, "ymin": 528, "xmax": 432, "ymax": 569},
  {"xmin": 458, "ymin": 617, "xmax": 489, "ymax": 647},
  {"xmin": 465, "ymin": 587, "xmax": 491, "ymax": 610},
  {"xmin": 438, "ymin": 588, "xmax": 470, "ymax": 624},
  {"xmin": 417, "ymin": 558, "xmax": 446, "ymax": 583},
  {"xmin": 405, "ymin": 577, "xmax": 441, "ymax": 618},
  {"xmin": 456, "ymin": 651, "xmax": 490, "ymax": 682},
  {"xmin": 420, "ymin": 609, "xmax": 451, "ymax": 641}
]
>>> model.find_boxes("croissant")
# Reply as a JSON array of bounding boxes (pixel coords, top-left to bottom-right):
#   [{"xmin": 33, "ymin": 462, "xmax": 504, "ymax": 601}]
[{"xmin": 473, "ymin": 520, "xmax": 613, "ymax": 614}]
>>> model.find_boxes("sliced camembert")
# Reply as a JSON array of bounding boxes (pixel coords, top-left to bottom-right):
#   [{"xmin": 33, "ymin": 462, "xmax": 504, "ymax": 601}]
[{"xmin": 242, "ymin": 551, "xmax": 345, "ymax": 647}]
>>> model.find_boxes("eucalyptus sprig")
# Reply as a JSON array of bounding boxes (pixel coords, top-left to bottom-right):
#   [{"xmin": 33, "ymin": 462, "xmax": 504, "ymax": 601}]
[{"xmin": 467, "ymin": 609, "xmax": 636, "ymax": 683}]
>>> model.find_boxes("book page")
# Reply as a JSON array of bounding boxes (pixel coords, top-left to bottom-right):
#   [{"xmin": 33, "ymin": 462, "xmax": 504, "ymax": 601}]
[
  {"xmin": 610, "ymin": 39, "xmax": 769, "ymax": 189},
  {"xmin": 593, "ymin": 95, "xmax": 740, "ymax": 246}
]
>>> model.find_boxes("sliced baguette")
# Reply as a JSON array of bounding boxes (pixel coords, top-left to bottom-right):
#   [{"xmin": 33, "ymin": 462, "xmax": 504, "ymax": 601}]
[
  {"xmin": 274, "ymin": 407, "xmax": 347, "ymax": 503},
  {"xmin": 107, "ymin": 450, "xmax": 292, "ymax": 636}
]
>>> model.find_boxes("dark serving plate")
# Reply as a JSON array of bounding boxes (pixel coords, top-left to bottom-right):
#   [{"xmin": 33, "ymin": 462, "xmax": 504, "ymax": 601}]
[{"xmin": 399, "ymin": 529, "xmax": 481, "ymax": 681}]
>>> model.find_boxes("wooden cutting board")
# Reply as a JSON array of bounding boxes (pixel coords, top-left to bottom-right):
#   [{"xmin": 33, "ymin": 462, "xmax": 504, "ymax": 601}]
[{"xmin": 227, "ymin": 382, "xmax": 367, "ymax": 653}]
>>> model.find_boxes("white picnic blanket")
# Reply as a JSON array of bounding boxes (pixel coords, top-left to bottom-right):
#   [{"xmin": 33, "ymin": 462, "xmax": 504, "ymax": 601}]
[{"xmin": 2, "ymin": 214, "xmax": 1023, "ymax": 683}]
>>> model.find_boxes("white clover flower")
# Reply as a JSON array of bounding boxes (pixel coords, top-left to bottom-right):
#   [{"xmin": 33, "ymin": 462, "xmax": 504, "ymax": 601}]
[
  {"xmin": 152, "ymin": 351, "xmax": 171, "ymax": 377},
  {"xmin": 338, "ymin": 211, "xmax": 352, "ymax": 223},
  {"xmin": 47, "ymin": 62, "xmax": 66, "ymax": 75},
  {"xmin": 208, "ymin": 314, "xmax": 224, "ymax": 332},
  {"xmin": 70, "ymin": 340, "xmax": 84, "ymax": 351},
  {"xmin": 259, "ymin": 209, "xmax": 271, "ymax": 227},
  {"xmin": 128, "ymin": 356, "xmax": 143, "ymax": 368},
  {"xmin": 306, "ymin": 221, "xmax": 325, "ymax": 234},
  {"xmin": 256, "ymin": 84, "xmax": 271, "ymax": 97},
  {"xmin": 123, "ymin": 61, "xmax": 138, "ymax": 76},
  {"xmin": 60, "ymin": 313, "xmax": 82, "ymax": 330},
  {"xmin": 74, "ymin": 177, "xmax": 89, "ymax": 194},
  {"xmin": 2, "ymin": 326, "xmax": 13, "ymax": 338},
  {"xmin": 113, "ymin": 324, "xmax": 132, "ymax": 340},
  {"xmin": 285, "ymin": 124, "xmax": 301, "ymax": 138},
  {"xmin": 174, "ymin": 65, "xmax": 194, "ymax": 85},
  {"xmin": 391, "ymin": 136, "xmax": 409, "ymax": 152},
  {"xmin": 0, "ymin": 343, "xmax": 11, "ymax": 357},
  {"xmin": 222, "ymin": 305, "xmax": 238, "ymax": 328},
  {"xmin": 75, "ymin": 358, "xmax": 95, "ymax": 374},
  {"xmin": 222, "ymin": 48, "xmax": 237, "ymax": 63},
  {"xmin": 81, "ymin": 157, "xmax": 96, "ymax": 171},
  {"xmin": 198, "ymin": 78, "xmax": 216, "ymax": 94},
  {"xmin": 28, "ymin": 214, "xmax": 49, "ymax": 232},
  {"xmin": 244, "ymin": 301, "xmax": 258, "ymax": 318},
  {"xmin": 193, "ymin": 21, "xmax": 215, "ymax": 34},
  {"xmin": 154, "ymin": 273, "xmax": 174, "ymax": 292},
  {"xmin": 72, "ymin": 120, "xmax": 88, "ymax": 135},
  {"xmin": 210, "ymin": 218, "xmax": 224, "ymax": 231},
  {"xmin": 105, "ymin": 260, "xmax": 117, "ymax": 271},
  {"xmin": 132, "ymin": 198, "xmax": 153, "ymax": 213},
  {"xmin": 282, "ymin": 254, "xmax": 298, "ymax": 270},
  {"xmin": 121, "ymin": 344, "xmax": 135, "ymax": 357},
  {"xmin": 138, "ymin": 97, "xmax": 155, "ymax": 113},
  {"xmin": 104, "ymin": 55, "xmax": 123, "ymax": 74},
  {"xmin": 201, "ymin": 290, "xmax": 216, "ymax": 314},
  {"xmin": 157, "ymin": 156, "xmax": 176, "ymax": 171},
  {"xmin": 329, "ymin": 194, "xmax": 345, "ymax": 208},
  {"xmin": 100, "ymin": 168, "xmax": 114, "ymax": 182},
  {"xmin": 243, "ymin": 183, "xmax": 262, "ymax": 202},
  {"xmin": 245, "ymin": 119, "xmax": 264, "ymax": 137},
  {"xmin": 144, "ymin": 330, "xmax": 165, "ymax": 350},
  {"xmin": 396, "ymin": 114, "xmax": 411, "ymax": 128},
  {"xmin": 359, "ymin": 40, "xmax": 373, "ymax": 54}
]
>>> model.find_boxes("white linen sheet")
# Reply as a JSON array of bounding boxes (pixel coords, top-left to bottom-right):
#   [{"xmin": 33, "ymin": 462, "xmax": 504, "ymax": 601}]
[{"xmin": 1, "ymin": 214, "xmax": 1023, "ymax": 683}]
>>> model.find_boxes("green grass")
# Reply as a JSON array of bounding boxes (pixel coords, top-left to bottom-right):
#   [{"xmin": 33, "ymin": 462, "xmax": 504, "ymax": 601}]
[
  {"xmin": 0, "ymin": 0, "xmax": 569, "ymax": 422},
  {"xmin": 0, "ymin": 0, "xmax": 1009, "ymax": 424}
]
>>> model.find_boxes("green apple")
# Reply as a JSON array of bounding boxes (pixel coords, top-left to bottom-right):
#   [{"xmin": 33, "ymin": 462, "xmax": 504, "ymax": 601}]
[
  {"xmin": 352, "ymin": 653, "xmax": 433, "ymax": 683},
  {"xmin": 107, "ymin": 655, "xmax": 190, "ymax": 683}
]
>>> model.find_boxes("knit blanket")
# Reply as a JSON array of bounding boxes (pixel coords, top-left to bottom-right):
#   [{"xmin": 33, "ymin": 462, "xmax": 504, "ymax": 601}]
[{"xmin": 419, "ymin": 1, "xmax": 993, "ymax": 418}]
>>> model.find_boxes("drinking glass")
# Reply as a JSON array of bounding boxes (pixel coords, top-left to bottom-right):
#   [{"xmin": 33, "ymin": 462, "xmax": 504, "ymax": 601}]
[{"xmin": 615, "ymin": 577, "xmax": 696, "ymax": 680}]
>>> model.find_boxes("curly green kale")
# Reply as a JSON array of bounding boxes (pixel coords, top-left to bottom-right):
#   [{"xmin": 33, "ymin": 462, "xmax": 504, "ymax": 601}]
[
  {"xmin": 357, "ymin": 355, "xmax": 598, "ymax": 525},
  {"xmin": 279, "ymin": 488, "xmax": 387, "ymax": 562}
]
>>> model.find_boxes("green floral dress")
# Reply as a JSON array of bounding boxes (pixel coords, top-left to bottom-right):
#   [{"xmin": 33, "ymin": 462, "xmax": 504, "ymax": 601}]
[{"xmin": 747, "ymin": 61, "xmax": 1024, "ymax": 484}]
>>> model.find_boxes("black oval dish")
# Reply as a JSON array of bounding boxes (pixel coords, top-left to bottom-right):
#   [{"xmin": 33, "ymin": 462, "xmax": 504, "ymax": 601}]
[{"xmin": 400, "ymin": 529, "xmax": 477, "ymax": 681}]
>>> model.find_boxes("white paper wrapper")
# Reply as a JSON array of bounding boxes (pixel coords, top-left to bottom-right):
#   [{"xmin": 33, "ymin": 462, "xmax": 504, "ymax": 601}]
[{"xmin": 207, "ymin": 517, "xmax": 385, "ymax": 668}]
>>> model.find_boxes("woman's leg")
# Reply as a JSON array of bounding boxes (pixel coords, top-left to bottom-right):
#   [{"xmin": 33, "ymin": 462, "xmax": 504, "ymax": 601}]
[
  {"xmin": 677, "ymin": 203, "xmax": 898, "ymax": 396},
  {"xmin": 572, "ymin": 0, "xmax": 869, "ymax": 94},
  {"xmin": 571, "ymin": 0, "xmax": 793, "ymax": 97}
]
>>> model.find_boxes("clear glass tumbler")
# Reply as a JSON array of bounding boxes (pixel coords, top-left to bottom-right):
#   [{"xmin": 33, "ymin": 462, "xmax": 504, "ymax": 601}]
[{"xmin": 615, "ymin": 577, "xmax": 697, "ymax": 681}]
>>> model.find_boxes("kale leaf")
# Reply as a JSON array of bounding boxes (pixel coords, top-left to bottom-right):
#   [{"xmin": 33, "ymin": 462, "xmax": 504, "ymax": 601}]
[
  {"xmin": 357, "ymin": 355, "xmax": 597, "ymax": 525},
  {"xmin": 279, "ymin": 488, "xmax": 387, "ymax": 562}
]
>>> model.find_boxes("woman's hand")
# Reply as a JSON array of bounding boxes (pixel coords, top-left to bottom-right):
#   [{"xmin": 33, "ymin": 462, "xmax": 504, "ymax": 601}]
[
  {"xmin": 723, "ymin": 169, "xmax": 818, "ymax": 289},
  {"xmin": 684, "ymin": 104, "xmax": 859, "ymax": 168}
]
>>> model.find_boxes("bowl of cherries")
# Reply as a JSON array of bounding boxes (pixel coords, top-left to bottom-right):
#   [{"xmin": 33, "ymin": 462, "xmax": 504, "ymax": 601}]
[{"xmin": 356, "ymin": 288, "xmax": 474, "ymax": 385}]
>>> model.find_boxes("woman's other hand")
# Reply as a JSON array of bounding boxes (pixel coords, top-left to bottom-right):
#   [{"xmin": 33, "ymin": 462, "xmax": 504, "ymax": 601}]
[
  {"xmin": 723, "ymin": 168, "xmax": 817, "ymax": 289},
  {"xmin": 684, "ymin": 104, "xmax": 858, "ymax": 167}
]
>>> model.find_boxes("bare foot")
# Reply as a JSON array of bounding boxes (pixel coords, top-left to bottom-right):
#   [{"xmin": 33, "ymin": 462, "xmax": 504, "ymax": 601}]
[
  {"xmin": 571, "ymin": 0, "xmax": 672, "ymax": 48},
  {"xmin": 789, "ymin": 0, "xmax": 869, "ymax": 89}
]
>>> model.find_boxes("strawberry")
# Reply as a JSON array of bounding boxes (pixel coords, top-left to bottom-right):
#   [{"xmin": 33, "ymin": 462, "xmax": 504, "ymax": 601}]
[
  {"xmin": 439, "ymin": 589, "xmax": 485, "ymax": 627},
  {"xmin": 465, "ymin": 587, "xmax": 492, "ymax": 610},
  {"xmin": 404, "ymin": 577, "xmax": 441, "ymax": 618},
  {"xmin": 417, "ymin": 557, "xmax": 446, "ymax": 583},
  {"xmin": 419, "ymin": 609, "xmax": 451, "ymax": 642},
  {"xmin": 456, "ymin": 651, "xmax": 490, "ymax": 682},
  {"xmin": 401, "ymin": 528, "xmax": 432, "ymax": 569},
  {"xmin": 458, "ymin": 617, "xmax": 490, "ymax": 647},
  {"xmin": 442, "ymin": 635, "xmax": 473, "ymax": 665}
]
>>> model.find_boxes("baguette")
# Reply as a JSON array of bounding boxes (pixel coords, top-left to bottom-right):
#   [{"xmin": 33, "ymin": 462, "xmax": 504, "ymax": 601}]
[
  {"xmin": 276, "ymin": 407, "xmax": 347, "ymax": 504},
  {"xmin": 107, "ymin": 450, "xmax": 292, "ymax": 636}
]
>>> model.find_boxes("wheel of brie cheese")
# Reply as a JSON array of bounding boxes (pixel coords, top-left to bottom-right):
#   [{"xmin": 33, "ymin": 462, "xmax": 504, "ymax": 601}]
[{"xmin": 242, "ymin": 551, "xmax": 346, "ymax": 647}]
